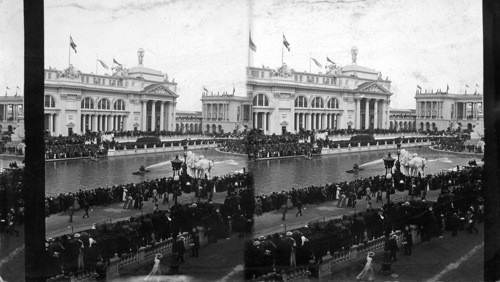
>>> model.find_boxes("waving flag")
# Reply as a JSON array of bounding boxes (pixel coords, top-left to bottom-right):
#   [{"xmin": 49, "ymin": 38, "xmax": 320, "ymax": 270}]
[
  {"xmin": 113, "ymin": 58, "xmax": 122, "ymax": 66},
  {"xmin": 249, "ymin": 34, "xmax": 257, "ymax": 52},
  {"xmin": 203, "ymin": 86, "xmax": 209, "ymax": 92},
  {"xmin": 465, "ymin": 84, "xmax": 469, "ymax": 88},
  {"xmin": 326, "ymin": 57, "xmax": 335, "ymax": 64},
  {"xmin": 416, "ymin": 85, "xmax": 422, "ymax": 90},
  {"xmin": 70, "ymin": 36, "xmax": 77, "ymax": 53},
  {"xmin": 233, "ymin": 86, "xmax": 235, "ymax": 95},
  {"xmin": 283, "ymin": 35, "xmax": 290, "ymax": 51},
  {"xmin": 97, "ymin": 59, "xmax": 109, "ymax": 70},
  {"xmin": 311, "ymin": 58, "xmax": 322, "ymax": 68}
]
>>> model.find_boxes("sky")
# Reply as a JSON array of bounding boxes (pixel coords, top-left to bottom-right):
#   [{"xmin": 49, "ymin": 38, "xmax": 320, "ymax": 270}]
[
  {"xmin": 0, "ymin": 0, "xmax": 24, "ymax": 97},
  {"xmin": 44, "ymin": 0, "xmax": 250, "ymax": 111},
  {"xmin": 251, "ymin": 0, "xmax": 483, "ymax": 109},
  {"xmin": 0, "ymin": 0, "xmax": 483, "ymax": 110}
]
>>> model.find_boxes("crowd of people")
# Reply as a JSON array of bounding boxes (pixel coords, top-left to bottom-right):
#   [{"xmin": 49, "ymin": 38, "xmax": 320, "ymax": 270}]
[
  {"xmin": 245, "ymin": 166, "xmax": 483, "ymax": 279},
  {"xmin": 432, "ymin": 136, "xmax": 483, "ymax": 153},
  {"xmin": 41, "ymin": 172, "xmax": 254, "ymax": 278}
]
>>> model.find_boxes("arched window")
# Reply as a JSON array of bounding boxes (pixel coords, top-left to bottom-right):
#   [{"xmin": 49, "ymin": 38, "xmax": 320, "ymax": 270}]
[
  {"xmin": 81, "ymin": 98, "xmax": 94, "ymax": 109},
  {"xmin": 253, "ymin": 94, "xmax": 269, "ymax": 106},
  {"xmin": 114, "ymin": 100, "xmax": 125, "ymax": 110},
  {"xmin": 327, "ymin": 98, "xmax": 339, "ymax": 109},
  {"xmin": 311, "ymin": 97, "xmax": 324, "ymax": 108},
  {"xmin": 44, "ymin": 95, "xmax": 55, "ymax": 108},
  {"xmin": 97, "ymin": 99, "xmax": 111, "ymax": 110},
  {"xmin": 294, "ymin": 96, "xmax": 308, "ymax": 107}
]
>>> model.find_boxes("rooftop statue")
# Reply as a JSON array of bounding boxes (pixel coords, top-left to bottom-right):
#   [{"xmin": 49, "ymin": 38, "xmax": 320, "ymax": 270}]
[
  {"xmin": 112, "ymin": 65, "xmax": 129, "ymax": 78},
  {"xmin": 272, "ymin": 63, "xmax": 294, "ymax": 78},
  {"xmin": 60, "ymin": 64, "xmax": 81, "ymax": 79}
]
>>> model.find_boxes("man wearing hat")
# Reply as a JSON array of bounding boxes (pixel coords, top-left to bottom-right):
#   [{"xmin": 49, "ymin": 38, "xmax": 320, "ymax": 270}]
[{"xmin": 388, "ymin": 232, "xmax": 399, "ymax": 262}]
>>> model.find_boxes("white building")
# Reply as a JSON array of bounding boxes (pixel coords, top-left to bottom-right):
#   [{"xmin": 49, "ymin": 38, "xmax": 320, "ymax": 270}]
[
  {"xmin": 201, "ymin": 92, "xmax": 252, "ymax": 133},
  {"xmin": 415, "ymin": 90, "xmax": 483, "ymax": 132},
  {"xmin": 44, "ymin": 48, "xmax": 178, "ymax": 136},
  {"xmin": 246, "ymin": 47, "xmax": 393, "ymax": 135}
]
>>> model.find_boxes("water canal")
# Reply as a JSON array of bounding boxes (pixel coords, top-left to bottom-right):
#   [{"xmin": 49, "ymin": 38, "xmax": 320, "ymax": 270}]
[{"xmin": 45, "ymin": 147, "xmax": 476, "ymax": 196}]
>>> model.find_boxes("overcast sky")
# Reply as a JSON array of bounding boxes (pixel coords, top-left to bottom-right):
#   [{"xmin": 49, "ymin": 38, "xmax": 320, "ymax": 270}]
[
  {"xmin": 251, "ymin": 0, "xmax": 483, "ymax": 108},
  {"xmin": 0, "ymin": 0, "xmax": 483, "ymax": 110}
]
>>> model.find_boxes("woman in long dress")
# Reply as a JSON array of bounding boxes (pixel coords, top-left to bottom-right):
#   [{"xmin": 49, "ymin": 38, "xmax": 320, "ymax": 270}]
[
  {"xmin": 144, "ymin": 254, "xmax": 162, "ymax": 281},
  {"xmin": 356, "ymin": 252, "xmax": 375, "ymax": 281}
]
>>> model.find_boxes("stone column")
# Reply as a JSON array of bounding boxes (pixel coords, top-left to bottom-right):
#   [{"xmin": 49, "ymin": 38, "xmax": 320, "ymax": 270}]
[
  {"xmin": 151, "ymin": 101, "xmax": 156, "ymax": 131},
  {"xmin": 97, "ymin": 115, "xmax": 101, "ymax": 131},
  {"xmin": 142, "ymin": 101, "xmax": 147, "ymax": 131},
  {"xmin": 364, "ymin": 99, "xmax": 370, "ymax": 129},
  {"xmin": 356, "ymin": 99, "xmax": 361, "ymax": 129},
  {"xmin": 48, "ymin": 114, "xmax": 53, "ymax": 133},
  {"xmin": 311, "ymin": 113, "xmax": 315, "ymax": 130},
  {"xmin": 263, "ymin": 112, "xmax": 267, "ymax": 133},
  {"xmin": 160, "ymin": 102, "xmax": 165, "ymax": 131},
  {"xmin": 253, "ymin": 112, "xmax": 257, "ymax": 128},
  {"xmin": 374, "ymin": 100, "xmax": 378, "ymax": 129},
  {"xmin": 92, "ymin": 114, "xmax": 97, "ymax": 132}
]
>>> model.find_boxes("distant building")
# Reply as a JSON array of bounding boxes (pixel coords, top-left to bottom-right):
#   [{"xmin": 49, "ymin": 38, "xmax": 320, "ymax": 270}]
[
  {"xmin": 0, "ymin": 96, "xmax": 23, "ymax": 133},
  {"xmin": 201, "ymin": 93, "xmax": 252, "ymax": 134},
  {"xmin": 415, "ymin": 90, "xmax": 483, "ymax": 132},
  {"xmin": 246, "ymin": 47, "xmax": 393, "ymax": 135},
  {"xmin": 175, "ymin": 111, "xmax": 203, "ymax": 133},
  {"xmin": 389, "ymin": 108, "xmax": 416, "ymax": 131},
  {"xmin": 44, "ymin": 48, "xmax": 178, "ymax": 136}
]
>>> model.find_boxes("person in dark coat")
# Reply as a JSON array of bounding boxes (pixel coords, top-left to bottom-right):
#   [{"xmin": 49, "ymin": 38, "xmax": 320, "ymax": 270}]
[
  {"xmin": 295, "ymin": 200, "xmax": 303, "ymax": 217},
  {"xmin": 388, "ymin": 233, "xmax": 399, "ymax": 261},
  {"xmin": 191, "ymin": 228, "xmax": 200, "ymax": 257},
  {"xmin": 451, "ymin": 212, "xmax": 459, "ymax": 237},
  {"xmin": 403, "ymin": 225, "xmax": 413, "ymax": 255},
  {"xmin": 173, "ymin": 236, "xmax": 186, "ymax": 263},
  {"xmin": 82, "ymin": 201, "xmax": 90, "ymax": 219}
]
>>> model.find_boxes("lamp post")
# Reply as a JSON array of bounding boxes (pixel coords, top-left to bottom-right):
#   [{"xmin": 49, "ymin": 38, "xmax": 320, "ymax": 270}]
[
  {"xmin": 171, "ymin": 155, "xmax": 183, "ymax": 205},
  {"xmin": 383, "ymin": 153, "xmax": 395, "ymax": 203},
  {"xmin": 395, "ymin": 140, "xmax": 402, "ymax": 181},
  {"xmin": 182, "ymin": 140, "xmax": 188, "ymax": 176}
]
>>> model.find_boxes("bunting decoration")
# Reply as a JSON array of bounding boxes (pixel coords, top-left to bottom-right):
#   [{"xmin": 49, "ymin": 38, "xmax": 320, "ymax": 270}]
[{"xmin": 70, "ymin": 36, "xmax": 77, "ymax": 53}]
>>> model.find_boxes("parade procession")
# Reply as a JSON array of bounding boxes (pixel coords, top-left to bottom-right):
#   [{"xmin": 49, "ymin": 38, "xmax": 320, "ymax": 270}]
[{"xmin": 1, "ymin": 0, "xmax": 497, "ymax": 281}]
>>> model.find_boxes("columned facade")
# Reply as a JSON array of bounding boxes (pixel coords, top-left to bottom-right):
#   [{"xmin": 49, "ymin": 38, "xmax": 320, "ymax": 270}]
[{"xmin": 44, "ymin": 48, "xmax": 179, "ymax": 136}]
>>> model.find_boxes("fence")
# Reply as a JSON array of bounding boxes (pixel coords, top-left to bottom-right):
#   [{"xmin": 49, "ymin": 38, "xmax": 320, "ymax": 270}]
[{"xmin": 322, "ymin": 138, "xmax": 432, "ymax": 155}]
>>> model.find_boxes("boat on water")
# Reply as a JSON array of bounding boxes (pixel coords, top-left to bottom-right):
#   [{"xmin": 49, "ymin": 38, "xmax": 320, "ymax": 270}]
[
  {"xmin": 346, "ymin": 168, "xmax": 364, "ymax": 173},
  {"xmin": 132, "ymin": 170, "xmax": 150, "ymax": 175}
]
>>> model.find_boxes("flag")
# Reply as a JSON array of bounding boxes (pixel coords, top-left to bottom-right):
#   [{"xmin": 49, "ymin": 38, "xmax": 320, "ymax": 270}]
[
  {"xmin": 6, "ymin": 86, "xmax": 10, "ymax": 90},
  {"xmin": 113, "ymin": 58, "xmax": 122, "ymax": 66},
  {"xmin": 249, "ymin": 34, "xmax": 257, "ymax": 52},
  {"xmin": 446, "ymin": 84, "xmax": 449, "ymax": 92},
  {"xmin": 232, "ymin": 86, "xmax": 235, "ymax": 95},
  {"xmin": 465, "ymin": 84, "xmax": 469, "ymax": 88},
  {"xmin": 97, "ymin": 59, "xmax": 109, "ymax": 70},
  {"xmin": 311, "ymin": 58, "xmax": 322, "ymax": 68},
  {"xmin": 326, "ymin": 57, "xmax": 335, "ymax": 64},
  {"xmin": 476, "ymin": 83, "xmax": 479, "ymax": 87},
  {"xmin": 16, "ymin": 86, "xmax": 20, "ymax": 89},
  {"xmin": 203, "ymin": 86, "xmax": 209, "ymax": 92},
  {"xmin": 70, "ymin": 36, "xmax": 77, "ymax": 53},
  {"xmin": 283, "ymin": 35, "xmax": 290, "ymax": 51},
  {"xmin": 416, "ymin": 85, "xmax": 422, "ymax": 90}
]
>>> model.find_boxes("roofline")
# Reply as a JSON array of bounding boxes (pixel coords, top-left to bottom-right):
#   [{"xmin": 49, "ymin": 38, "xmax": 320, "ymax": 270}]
[{"xmin": 45, "ymin": 83, "xmax": 179, "ymax": 98}]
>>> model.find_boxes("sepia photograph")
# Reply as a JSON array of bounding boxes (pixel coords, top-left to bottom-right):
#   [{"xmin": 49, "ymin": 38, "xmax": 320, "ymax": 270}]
[{"xmin": 1, "ymin": 0, "xmax": 500, "ymax": 281}]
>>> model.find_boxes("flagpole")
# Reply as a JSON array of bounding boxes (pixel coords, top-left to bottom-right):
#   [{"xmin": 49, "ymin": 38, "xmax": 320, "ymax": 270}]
[
  {"xmin": 309, "ymin": 52, "xmax": 311, "ymax": 73},
  {"xmin": 96, "ymin": 53, "xmax": 98, "ymax": 75},
  {"xmin": 281, "ymin": 36, "xmax": 284, "ymax": 66},
  {"xmin": 68, "ymin": 36, "xmax": 71, "ymax": 68}
]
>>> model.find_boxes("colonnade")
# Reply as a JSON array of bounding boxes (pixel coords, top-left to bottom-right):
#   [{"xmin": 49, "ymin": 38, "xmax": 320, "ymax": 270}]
[
  {"xmin": 416, "ymin": 101, "xmax": 443, "ymax": 119},
  {"xmin": 417, "ymin": 100, "xmax": 482, "ymax": 120},
  {"xmin": 294, "ymin": 112, "xmax": 341, "ymax": 131},
  {"xmin": 354, "ymin": 98, "xmax": 388, "ymax": 130},
  {"xmin": 0, "ymin": 103, "xmax": 22, "ymax": 121},
  {"xmin": 203, "ymin": 103, "xmax": 229, "ymax": 121},
  {"xmin": 80, "ymin": 113, "xmax": 127, "ymax": 132},
  {"xmin": 141, "ymin": 100, "xmax": 175, "ymax": 132}
]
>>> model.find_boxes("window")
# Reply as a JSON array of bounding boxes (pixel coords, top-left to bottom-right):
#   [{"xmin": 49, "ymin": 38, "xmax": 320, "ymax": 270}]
[
  {"xmin": 86, "ymin": 77, "xmax": 89, "ymax": 83},
  {"xmin": 327, "ymin": 98, "xmax": 339, "ymax": 109},
  {"xmin": 81, "ymin": 98, "xmax": 94, "ymax": 109},
  {"xmin": 114, "ymin": 100, "xmax": 125, "ymax": 110},
  {"xmin": 253, "ymin": 94, "xmax": 269, "ymax": 106},
  {"xmin": 44, "ymin": 95, "xmax": 55, "ymax": 108},
  {"xmin": 98, "ymin": 99, "xmax": 111, "ymax": 110},
  {"xmin": 48, "ymin": 73, "xmax": 52, "ymax": 79},
  {"xmin": 294, "ymin": 96, "xmax": 308, "ymax": 108},
  {"xmin": 311, "ymin": 97, "xmax": 324, "ymax": 108}
]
